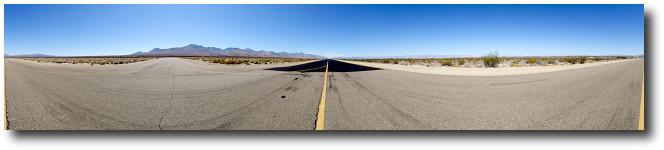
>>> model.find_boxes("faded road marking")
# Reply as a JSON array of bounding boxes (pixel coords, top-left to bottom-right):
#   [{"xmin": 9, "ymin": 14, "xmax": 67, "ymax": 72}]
[{"xmin": 315, "ymin": 60, "xmax": 329, "ymax": 130}]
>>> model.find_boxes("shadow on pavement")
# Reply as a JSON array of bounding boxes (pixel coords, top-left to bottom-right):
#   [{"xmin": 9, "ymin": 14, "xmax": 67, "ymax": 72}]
[{"xmin": 265, "ymin": 59, "xmax": 382, "ymax": 72}]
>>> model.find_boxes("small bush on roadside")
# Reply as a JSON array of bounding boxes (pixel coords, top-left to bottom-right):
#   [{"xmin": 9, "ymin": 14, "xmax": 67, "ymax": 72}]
[
  {"xmin": 441, "ymin": 60, "xmax": 453, "ymax": 66},
  {"xmin": 560, "ymin": 56, "xmax": 588, "ymax": 64},
  {"xmin": 562, "ymin": 57, "xmax": 576, "ymax": 64},
  {"xmin": 527, "ymin": 58, "xmax": 537, "ymax": 64},
  {"xmin": 577, "ymin": 56, "xmax": 588, "ymax": 64},
  {"xmin": 591, "ymin": 57, "xmax": 604, "ymax": 62},
  {"xmin": 482, "ymin": 51, "xmax": 501, "ymax": 68},
  {"xmin": 457, "ymin": 59, "xmax": 465, "ymax": 66}
]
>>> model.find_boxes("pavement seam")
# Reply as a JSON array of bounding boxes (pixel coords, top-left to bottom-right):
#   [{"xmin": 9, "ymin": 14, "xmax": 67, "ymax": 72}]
[{"xmin": 314, "ymin": 60, "xmax": 329, "ymax": 130}]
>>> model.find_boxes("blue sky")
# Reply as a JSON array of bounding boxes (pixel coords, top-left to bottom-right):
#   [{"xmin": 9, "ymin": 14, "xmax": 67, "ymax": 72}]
[{"xmin": 5, "ymin": 4, "xmax": 643, "ymax": 57}]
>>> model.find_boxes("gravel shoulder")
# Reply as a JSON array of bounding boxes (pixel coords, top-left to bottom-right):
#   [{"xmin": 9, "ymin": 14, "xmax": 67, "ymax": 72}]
[{"xmin": 339, "ymin": 59, "xmax": 638, "ymax": 76}]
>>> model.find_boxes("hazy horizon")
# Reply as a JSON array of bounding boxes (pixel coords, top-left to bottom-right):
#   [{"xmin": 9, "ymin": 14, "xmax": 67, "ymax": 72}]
[
  {"xmin": 5, "ymin": 4, "xmax": 644, "ymax": 57},
  {"xmin": 3, "ymin": 43, "xmax": 643, "ymax": 58}
]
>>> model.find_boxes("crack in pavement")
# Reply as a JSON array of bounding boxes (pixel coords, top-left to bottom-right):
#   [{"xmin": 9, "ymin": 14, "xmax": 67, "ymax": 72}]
[{"xmin": 158, "ymin": 61, "xmax": 176, "ymax": 130}]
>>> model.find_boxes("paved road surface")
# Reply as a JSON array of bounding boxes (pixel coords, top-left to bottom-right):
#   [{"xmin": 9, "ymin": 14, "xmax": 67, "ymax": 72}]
[
  {"xmin": 323, "ymin": 59, "xmax": 643, "ymax": 130},
  {"xmin": 5, "ymin": 58, "xmax": 324, "ymax": 130},
  {"xmin": 4, "ymin": 58, "xmax": 643, "ymax": 130}
]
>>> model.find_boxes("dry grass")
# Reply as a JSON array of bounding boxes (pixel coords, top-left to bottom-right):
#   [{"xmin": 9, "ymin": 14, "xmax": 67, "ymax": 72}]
[
  {"xmin": 18, "ymin": 56, "xmax": 316, "ymax": 65},
  {"xmin": 19, "ymin": 57, "xmax": 156, "ymax": 65},
  {"xmin": 181, "ymin": 56, "xmax": 314, "ymax": 65},
  {"xmin": 345, "ymin": 55, "xmax": 634, "ymax": 68}
]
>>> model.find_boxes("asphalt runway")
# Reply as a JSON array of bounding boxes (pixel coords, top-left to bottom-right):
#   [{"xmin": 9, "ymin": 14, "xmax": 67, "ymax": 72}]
[{"xmin": 4, "ymin": 58, "xmax": 644, "ymax": 130}]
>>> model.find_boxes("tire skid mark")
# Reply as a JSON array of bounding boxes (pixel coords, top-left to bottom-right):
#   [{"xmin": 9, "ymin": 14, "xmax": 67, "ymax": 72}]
[
  {"xmin": 59, "ymin": 72, "xmax": 283, "ymax": 99},
  {"xmin": 163, "ymin": 73, "xmax": 309, "ymax": 129},
  {"xmin": 530, "ymin": 89, "xmax": 602, "ymax": 129},
  {"xmin": 212, "ymin": 74, "xmax": 311, "ymax": 129},
  {"xmin": 526, "ymin": 62, "xmax": 631, "ymax": 129},
  {"xmin": 366, "ymin": 70, "xmax": 467, "ymax": 87},
  {"xmin": 490, "ymin": 79, "xmax": 548, "ymax": 86},
  {"xmin": 528, "ymin": 95, "xmax": 594, "ymax": 129},
  {"xmin": 341, "ymin": 72, "xmax": 430, "ymax": 129},
  {"xmin": 215, "ymin": 74, "xmax": 317, "ymax": 130},
  {"xmin": 25, "ymin": 79, "xmax": 151, "ymax": 129},
  {"xmin": 398, "ymin": 90, "xmax": 465, "ymax": 107},
  {"xmin": 173, "ymin": 73, "xmax": 308, "ymax": 99},
  {"xmin": 328, "ymin": 72, "xmax": 361, "ymax": 128}
]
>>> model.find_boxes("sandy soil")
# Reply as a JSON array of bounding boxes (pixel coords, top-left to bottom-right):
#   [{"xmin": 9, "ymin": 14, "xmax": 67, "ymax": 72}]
[{"xmin": 339, "ymin": 59, "xmax": 639, "ymax": 76}]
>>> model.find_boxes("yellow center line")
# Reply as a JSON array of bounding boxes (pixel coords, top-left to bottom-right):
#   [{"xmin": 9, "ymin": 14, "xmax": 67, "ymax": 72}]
[
  {"xmin": 639, "ymin": 73, "xmax": 645, "ymax": 131},
  {"xmin": 315, "ymin": 60, "xmax": 329, "ymax": 130}
]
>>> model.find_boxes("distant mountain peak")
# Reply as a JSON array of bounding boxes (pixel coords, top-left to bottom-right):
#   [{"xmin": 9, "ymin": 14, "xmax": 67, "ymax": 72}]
[
  {"xmin": 183, "ymin": 44, "xmax": 204, "ymax": 48},
  {"xmin": 5, "ymin": 53, "xmax": 55, "ymax": 58},
  {"xmin": 131, "ymin": 44, "xmax": 324, "ymax": 58}
]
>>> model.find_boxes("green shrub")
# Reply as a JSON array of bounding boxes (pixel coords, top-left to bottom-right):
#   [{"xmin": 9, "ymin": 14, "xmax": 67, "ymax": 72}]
[
  {"xmin": 527, "ymin": 58, "xmax": 537, "ymax": 64},
  {"xmin": 482, "ymin": 51, "xmax": 501, "ymax": 68},
  {"xmin": 591, "ymin": 57, "xmax": 604, "ymax": 62},
  {"xmin": 441, "ymin": 60, "xmax": 453, "ymax": 66},
  {"xmin": 562, "ymin": 57, "xmax": 574, "ymax": 64},
  {"xmin": 577, "ymin": 56, "xmax": 588, "ymax": 64},
  {"xmin": 561, "ymin": 56, "xmax": 588, "ymax": 64}
]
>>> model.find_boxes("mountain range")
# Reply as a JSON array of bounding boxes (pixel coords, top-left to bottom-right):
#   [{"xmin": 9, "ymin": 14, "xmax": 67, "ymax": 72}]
[
  {"xmin": 5, "ymin": 44, "xmax": 324, "ymax": 58},
  {"xmin": 4, "ymin": 53, "xmax": 55, "ymax": 58},
  {"xmin": 131, "ymin": 44, "xmax": 324, "ymax": 58}
]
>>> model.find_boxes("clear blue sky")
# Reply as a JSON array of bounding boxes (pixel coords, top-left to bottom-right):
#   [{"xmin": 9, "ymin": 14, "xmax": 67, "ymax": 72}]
[{"xmin": 5, "ymin": 4, "xmax": 643, "ymax": 57}]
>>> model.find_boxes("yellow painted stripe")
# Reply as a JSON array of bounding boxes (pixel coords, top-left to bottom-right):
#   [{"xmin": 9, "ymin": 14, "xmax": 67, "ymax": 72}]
[
  {"xmin": 315, "ymin": 60, "xmax": 329, "ymax": 130},
  {"xmin": 639, "ymin": 74, "xmax": 645, "ymax": 130}
]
